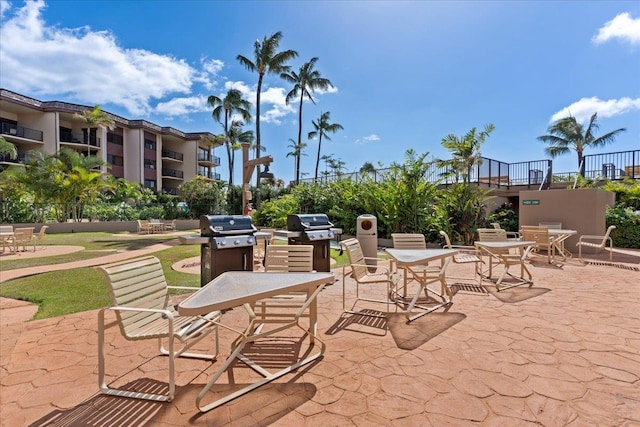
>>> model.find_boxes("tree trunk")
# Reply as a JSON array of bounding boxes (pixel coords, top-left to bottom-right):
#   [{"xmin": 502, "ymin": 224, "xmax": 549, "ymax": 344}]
[{"xmin": 315, "ymin": 132, "xmax": 323, "ymax": 180}]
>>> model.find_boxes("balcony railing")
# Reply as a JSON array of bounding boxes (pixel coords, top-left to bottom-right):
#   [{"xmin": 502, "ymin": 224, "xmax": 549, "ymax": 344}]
[
  {"xmin": 162, "ymin": 187, "xmax": 180, "ymax": 195},
  {"xmin": 582, "ymin": 150, "xmax": 639, "ymax": 180},
  {"xmin": 0, "ymin": 123, "xmax": 44, "ymax": 141},
  {"xmin": 198, "ymin": 171, "xmax": 221, "ymax": 180},
  {"xmin": 162, "ymin": 168, "xmax": 184, "ymax": 179},
  {"xmin": 198, "ymin": 153, "xmax": 221, "ymax": 165},
  {"xmin": 162, "ymin": 149, "xmax": 184, "ymax": 161}
]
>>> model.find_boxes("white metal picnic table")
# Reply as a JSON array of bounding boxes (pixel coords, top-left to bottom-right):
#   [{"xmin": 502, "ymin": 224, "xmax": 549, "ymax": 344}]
[{"xmin": 474, "ymin": 240, "xmax": 536, "ymax": 291}]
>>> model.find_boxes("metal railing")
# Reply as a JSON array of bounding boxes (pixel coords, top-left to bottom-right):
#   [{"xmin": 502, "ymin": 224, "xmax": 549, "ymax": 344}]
[
  {"xmin": 162, "ymin": 149, "xmax": 184, "ymax": 161},
  {"xmin": 0, "ymin": 122, "xmax": 44, "ymax": 141},
  {"xmin": 581, "ymin": 150, "xmax": 639, "ymax": 180},
  {"xmin": 161, "ymin": 168, "xmax": 184, "ymax": 179}
]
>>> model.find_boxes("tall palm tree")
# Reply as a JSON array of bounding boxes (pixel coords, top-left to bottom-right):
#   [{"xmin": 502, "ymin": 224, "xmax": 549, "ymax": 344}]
[
  {"xmin": 207, "ymin": 89, "xmax": 252, "ymax": 185},
  {"xmin": 308, "ymin": 111, "xmax": 343, "ymax": 180},
  {"xmin": 438, "ymin": 124, "xmax": 495, "ymax": 184},
  {"xmin": 537, "ymin": 113, "xmax": 626, "ymax": 174},
  {"xmin": 237, "ymin": 31, "xmax": 298, "ymax": 191},
  {"xmin": 227, "ymin": 120, "xmax": 254, "ymax": 182},
  {"xmin": 0, "ymin": 135, "xmax": 17, "ymax": 160},
  {"xmin": 73, "ymin": 105, "xmax": 115, "ymax": 157},
  {"xmin": 286, "ymin": 137, "xmax": 307, "ymax": 182},
  {"xmin": 282, "ymin": 57, "xmax": 334, "ymax": 184}
]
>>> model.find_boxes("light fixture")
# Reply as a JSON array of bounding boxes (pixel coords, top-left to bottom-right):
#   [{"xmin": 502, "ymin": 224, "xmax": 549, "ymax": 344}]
[{"xmin": 259, "ymin": 165, "xmax": 274, "ymax": 180}]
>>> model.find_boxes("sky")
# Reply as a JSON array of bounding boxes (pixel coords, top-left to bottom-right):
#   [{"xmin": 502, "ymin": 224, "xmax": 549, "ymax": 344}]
[{"xmin": 1, "ymin": 0, "xmax": 639, "ymax": 186}]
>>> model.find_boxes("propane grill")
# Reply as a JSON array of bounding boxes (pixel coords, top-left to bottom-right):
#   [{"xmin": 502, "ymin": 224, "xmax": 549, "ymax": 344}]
[
  {"xmin": 287, "ymin": 214, "xmax": 335, "ymax": 272},
  {"xmin": 199, "ymin": 215, "xmax": 257, "ymax": 286}
]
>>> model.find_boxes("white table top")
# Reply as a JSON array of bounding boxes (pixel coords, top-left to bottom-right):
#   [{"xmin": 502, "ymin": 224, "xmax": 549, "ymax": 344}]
[
  {"xmin": 547, "ymin": 229, "xmax": 577, "ymax": 236},
  {"xmin": 475, "ymin": 240, "xmax": 536, "ymax": 249},
  {"xmin": 178, "ymin": 271, "xmax": 335, "ymax": 316},
  {"xmin": 385, "ymin": 248, "xmax": 458, "ymax": 266}
]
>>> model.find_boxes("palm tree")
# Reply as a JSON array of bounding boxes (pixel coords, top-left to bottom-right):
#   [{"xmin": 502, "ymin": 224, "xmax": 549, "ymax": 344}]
[
  {"xmin": 537, "ymin": 113, "xmax": 626, "ymax": 174},
  {"xmin": 438, "ymin": 124, "xmax": 495, "ymax": 184},
  {"xmin": 227, "ymin": 120, "xmax": 254, "ymax": 182},
  {"xmin": 207, "ymin": 89, "xmax": 252, "ymax": 185},
  {"xmin": 308, "ymin": 111, "xmax": 343, "ymax": 181},
  {"xmin": 0, "ymin": 135, "xmax": 17, "ymax": 160},
  {"xmin": 286, "ymin": 138, "xmax": 307, "ymax": 182},
  {"xmin": 73, "ymin": 105, "xmax": 115, "ymax": 156},
  {"xmin": 282, "ymin": 57, "xmax": 333, "ymax": 184},
  {"xmin": 237, "ymin": 31, "xmax": 298, "ymax": 191}
]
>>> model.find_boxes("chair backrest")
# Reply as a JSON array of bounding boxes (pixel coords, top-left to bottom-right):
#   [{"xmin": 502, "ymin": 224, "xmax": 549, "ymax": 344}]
[
  {"xmin": 520, "ymin": 225, "xmax": 550, "ymax": 247},
  {"xmin": 37, "ymin": 225, "xmax": 48, "ymax": 240},
  {"xmin": 440, "ymin": 230, "xmax": 454, "ymax": 248},
  {"xmin": 391, "ymin": 233, "xmax": 426, "ymax": 249},
  {"xmin": 538, "ymin": 221, "xmax": 562, "ymax": 229},
  {"xmin": 264, "ymin": 245, "xmax": 313, "ymax": 272},
  {"xmin": 13, "ymin": 227, "xmax": 34, "ymax": 242},
  {"xmin": 96, "ymin": 256, "xmax": 171, "ymax": 340},
  {"xmin": 0, "ymin": 225, "xmax": 13, "ymax": 234},
  {"xmin": 490, "ymin": 223, "xmax": 502, "ymax": 230},
  {"xmin": 341, "ymin": 238, "xmax": 370, "ymax": 281},
  {"xmin": 477, "ymin": 228, "xmax": 507, "ymax": 242}
]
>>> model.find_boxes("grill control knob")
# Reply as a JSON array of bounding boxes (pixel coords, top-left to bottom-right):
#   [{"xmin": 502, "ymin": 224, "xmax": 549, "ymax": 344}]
[
  {"xmin": 234, "ymin": 239, "xmax": 240, "ymax": 245},
  {"xmin": 219, "ymin": 240, "xmax": 226, "ymax": 247}
]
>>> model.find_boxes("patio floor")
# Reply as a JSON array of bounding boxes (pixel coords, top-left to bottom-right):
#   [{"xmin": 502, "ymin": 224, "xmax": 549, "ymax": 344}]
[{"xmin": 1, "ymin": 248, "xmax": 639, "ymax": 426}]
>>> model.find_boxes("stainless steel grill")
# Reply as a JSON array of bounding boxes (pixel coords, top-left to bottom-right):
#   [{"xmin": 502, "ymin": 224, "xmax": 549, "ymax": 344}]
[
  {"xmin": 199, "ymin": 215, "xmax": 257, "ymax": 286},
  {"xmin": 287, "ymin": 214, "xmax": 335, "ymax": 272}
]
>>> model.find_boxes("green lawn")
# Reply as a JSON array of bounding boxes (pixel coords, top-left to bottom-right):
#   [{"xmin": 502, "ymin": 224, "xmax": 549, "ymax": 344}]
[{"xmin": 0, "ymin": 232, "xmax": 351, "ymax": 320}]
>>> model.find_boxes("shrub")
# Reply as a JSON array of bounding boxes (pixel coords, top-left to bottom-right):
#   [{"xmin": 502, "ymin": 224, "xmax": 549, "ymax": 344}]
[{"xmin": 606, "ymin": 206, "xmax": 640, "ymax": 249}]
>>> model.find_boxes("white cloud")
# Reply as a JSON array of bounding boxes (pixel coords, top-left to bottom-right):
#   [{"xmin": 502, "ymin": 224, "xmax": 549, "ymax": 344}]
[
  {"xmin": 193, "ymin": 58, "xmax": 225, "ymax": 90},
  {"xmin": 592, "ymin": 12, "xmax": 640, "ymax": 46},
  {"xmin": 550, "ymin": 97, "xmax": 640, "ymax": 123},
  {"xmin": 355, "ymin": 134, "xmax": 380, "ymax": 144},
  {"xmin": 0, "ymin": 0, "xmax": 203, "ymax": 115},
  {"xmin": 220, "ymin": 82, "xmax": 294, "ymax": 124},
  {"xmin": 155, "ymin": 95, "xmax": 208, "ymax": 116}
]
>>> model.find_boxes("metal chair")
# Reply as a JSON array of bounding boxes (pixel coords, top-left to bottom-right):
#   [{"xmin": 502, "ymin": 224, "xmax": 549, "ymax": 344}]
[
  {"xmin": 439, "ymin": 230, "xmax": 484, "ymax": 287},
  {"xmin": 96, "ymin": 256, "xmax": 220, "ymax": 402},
  {"xmin": 520, "ymin": 225, "xmax": 555, "ymax": 263},
  {"xmin": 341, "ymin": 238, "xmax": 398, "ymax": 318},
  {"xmin": 576, "ymin": 225, "xmax": 616, "ymax": 261}
]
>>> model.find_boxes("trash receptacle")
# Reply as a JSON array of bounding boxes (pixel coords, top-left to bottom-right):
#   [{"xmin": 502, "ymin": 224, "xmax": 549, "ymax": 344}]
[{"xmin": 357, "ymin": 214, "xmax": 377, "ymax": 268}]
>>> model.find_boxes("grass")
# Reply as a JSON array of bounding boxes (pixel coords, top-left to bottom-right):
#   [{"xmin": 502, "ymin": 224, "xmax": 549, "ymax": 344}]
[{"xmin": 0, "ymin": 231, "xmax": 351, "ymax": 320}]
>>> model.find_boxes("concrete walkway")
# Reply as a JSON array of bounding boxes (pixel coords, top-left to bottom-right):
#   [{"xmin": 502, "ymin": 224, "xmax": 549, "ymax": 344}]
[{"xmin": 1, "ymin": 244, "xmax": 639, "ymax": 426}]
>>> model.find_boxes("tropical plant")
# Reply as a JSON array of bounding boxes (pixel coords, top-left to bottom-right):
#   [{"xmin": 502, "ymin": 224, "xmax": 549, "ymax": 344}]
[
  {"xmin": 0, "ymin": 135, "xmax": 17, "ymax": 160},
  {"xmin": 237, "ymin": 31, "xmax": 298, "ymax": 192},
  {"xmin": 227, "ymin": 119, "xmax": 254, "ymax": 183},
  {"xmin": 73, "ymin": 105, "xmax": 115, "ymax": 156},
  {"xmin": 537, "ymin": 113, "xmax": 626, "ymax": 173},
  {"xmin": 207, "ymin": 89, "xmax": 252, "ymax": 185},
  {"xmin": 178, "ymin": 175, "xmax": 227, "ymax": 218},
  {"xmin": 438, "ymin": 124, "xmax": 495, "ymax": 184},
  {"xmin": 286, "ymin": 138, "xmax": 307, "ymax": 183},
  {"xmin": 308, "ymin": 111, "xmax": 343, "ymax": 180},
  {"xmin": 281, "ymin": 57, "xmax": 334, "ymax": 184}
]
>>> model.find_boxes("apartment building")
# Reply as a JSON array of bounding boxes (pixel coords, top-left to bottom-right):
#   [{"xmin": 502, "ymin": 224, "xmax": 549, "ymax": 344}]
[{"xmin": 0, "ymin": 89, "xmax": 223, "ymax": 195}]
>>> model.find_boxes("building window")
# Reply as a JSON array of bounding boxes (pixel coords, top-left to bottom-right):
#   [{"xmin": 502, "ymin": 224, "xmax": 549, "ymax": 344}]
[
  {"xmin": 144, "ymin": 179, "xmax": 156, "ymax": 189},
  {"xmin": 144, "ymin": 159, "xmax": 156, "ymax": 170},
  {"xmin": 144, "ymin": 138, "xmax": 156, "ymax": 150},
  {"xmin": 107, "ymin": 133, "xmax": 123, "ymax": 145},
  {"xmin": 107, "ymin": 154, "xmax": 123, "ymax": 166}
]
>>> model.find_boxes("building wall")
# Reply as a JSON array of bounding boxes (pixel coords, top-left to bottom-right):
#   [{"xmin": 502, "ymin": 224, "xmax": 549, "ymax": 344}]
[{"xmin": 518, "ymin": 188, "xmax": 615, "ymax": 251}]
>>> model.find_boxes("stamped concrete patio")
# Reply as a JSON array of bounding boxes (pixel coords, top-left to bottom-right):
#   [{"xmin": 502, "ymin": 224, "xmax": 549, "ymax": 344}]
[{"xmin": 1, "ymin": 248, "xmax": 639, "ymax": 426}]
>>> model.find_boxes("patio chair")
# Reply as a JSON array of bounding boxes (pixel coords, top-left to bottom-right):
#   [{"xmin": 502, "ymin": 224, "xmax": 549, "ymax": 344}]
[
  {"xmin": 163, "ymin": 219, "xmax": 177, "ymax": 232},
  {"xmin": 341, "ymin": 238, "xmax": 398, "ymax": 318},
  {"xmin": 34, "ymin": 225, "xmax": 48, "ymax": 250},
  {"xmin": 391, "ymin": 233, "xmax": 438, "ymax": 294},
  {"xmin": 476, "ymin": 228, "xmax": 509, "ymax": 277},
  {"xmin": 520, "ymin": 225, "xmax": 555, "ymax": 263},
  {"xmin": 249, "ymin": 245, "xmax": 314, "ymax": 332},
  {"xmin": 12, "ymin": 227, "xmax": 36, "ymax": 252},
  {"xmin": 439, "ymin": 231, "xmax": 483, "ymax": 286},
  {"xmin": 490, "ymin": 222, "xmax": 520, "ymax": 240},
  {"xmin": 96, "ymin": 256, "xmax": 220, "ymax": 402},
  {"xmin": 254, "ymin": 228, "xmax": 276, "ymax": 268},
  {"xmin": 137, "ymin": 219, "xmax": 151, "ymax": 234},
  {"xmin": 576, "ymin": 225, "xmax": 616, "ymax": 261}
]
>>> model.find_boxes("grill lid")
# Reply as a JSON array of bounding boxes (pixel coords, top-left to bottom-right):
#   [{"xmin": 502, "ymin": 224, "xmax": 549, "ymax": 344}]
[
  {"xmin": 287, "ymin": 214, "xmax": 334, "ymax": 231},
  {"xmin": 200, "ymin": 215, "xmax": 257, "ymax": 236}
]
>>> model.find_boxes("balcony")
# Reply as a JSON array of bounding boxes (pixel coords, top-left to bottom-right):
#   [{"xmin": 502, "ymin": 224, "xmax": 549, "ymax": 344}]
[
  {"xmin": 198, "ymin": 171, "xmax": 221, "ymax": 180},
  {"xmin": 162, "ymin": 168, "xmax": 184, "ymax": 179},
  {"xmin": 198, "ymin": 152, "xmax": 220, "ymax": 166},
  {"xmin": 161, "ymin": 149, "xmax": 184, "ymax": 162},
  {"xmin": 0, "ymin": 122, "xmax": 44, "ymax": 142},
  {"xmin": 162, "ymin": 187, "xmax": 180, "ymax": 196}
]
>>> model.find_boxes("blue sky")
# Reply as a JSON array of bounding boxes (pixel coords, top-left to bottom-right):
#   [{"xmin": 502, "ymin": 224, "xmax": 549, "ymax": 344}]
[{"xmin": 1, "ymin": 0, "xmax": 639, "ymax": 185}]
